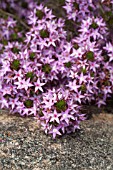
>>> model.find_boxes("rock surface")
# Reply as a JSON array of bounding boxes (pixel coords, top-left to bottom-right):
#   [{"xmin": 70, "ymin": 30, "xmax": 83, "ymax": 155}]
[{"xmin": 0, "ymin": 106, "xmax": 113, "ymax": 170}]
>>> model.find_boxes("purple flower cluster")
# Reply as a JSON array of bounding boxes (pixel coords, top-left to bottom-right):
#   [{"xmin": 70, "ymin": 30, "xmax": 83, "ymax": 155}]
[
  {"xmin": 0, "ymin": 0, "xmax": 37, "ymax": 19},
  {"xmin": 63, "ymin": 0, "xmax": 96, "ymax": 21},
  {"xmin": 0, "ymin": 16, "xmax": 17, "ymax": 51},
  {"xmin": 0, "ymin": 1, "xmax": 113, "ymax": 138}
]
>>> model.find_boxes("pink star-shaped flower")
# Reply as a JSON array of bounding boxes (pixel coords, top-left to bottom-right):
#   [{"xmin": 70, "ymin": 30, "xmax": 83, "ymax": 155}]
[
  {"xmin": 50, "ymin": 110, "xmax": 61, "ymax": 124},
  {"xmin": 34, "ymin": 79, "xmax": 45, "ymax": 92},
  {"xmin": 14, "ymin": 78, "xmax": 33, "ymax": 91},
  {"xmin": 49, "ymin": 127, "xmax": 61, "ymax": 139}
]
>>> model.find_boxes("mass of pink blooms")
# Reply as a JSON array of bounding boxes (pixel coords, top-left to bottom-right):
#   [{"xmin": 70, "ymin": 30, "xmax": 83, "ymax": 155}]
[{"xmin": 0, "ymin": 0, "xmax": 113, "ymax": 138}]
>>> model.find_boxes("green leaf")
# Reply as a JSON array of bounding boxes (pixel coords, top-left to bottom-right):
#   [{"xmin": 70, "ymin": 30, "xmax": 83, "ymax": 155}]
[
  {"xmin": 10, "ymin": 59, "xmax": 20, "ymax": 71},
  {"xmin": 26, "ymin": 72, "xmax": 34, "ymax": 80},
  {"xmin": 30, "ymin": 52, "xmax": 36, "ymax": 60},
  {"xmin": 40, "ymin": 29, "xmax": 49, "ymax": 39},
  {"xmin": 64, "ymin": 62, "xmax": 72, "ymax": 68},
  {"xmin": 55, "ymin": 100, "xmax": 67, "ymax": 112},
  {"xmin": 86, "ymin": 51, "xmax": 94, "ymax": 61},
  {"xmin": 12, "ymin": 47, "xmax": 20, "ymax": 53},
  {"xmin": 36, "ymin": 10, "xmax": 45, "ymax": 20},
  {"xmin": 24, "ymin": 99, "xmax": 33, "ymax": 108},
  {"xmin": 42, "ymin": 64, "xmax": 51, "ymax": 74},
  {"xmin": 90, "ymin": 22, "xmax": 99, "ymax": 29}
]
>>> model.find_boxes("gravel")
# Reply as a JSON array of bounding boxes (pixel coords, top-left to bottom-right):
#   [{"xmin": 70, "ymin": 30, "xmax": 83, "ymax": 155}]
[{"xmin": 0, "ymin": 106, "xmax": 113, "ymax": 170}]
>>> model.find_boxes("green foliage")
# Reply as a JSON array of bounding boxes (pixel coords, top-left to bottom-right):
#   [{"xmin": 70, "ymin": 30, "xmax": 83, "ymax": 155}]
[
  {"xmin": 10, "ymin": 59, "xmax": 20, "ymax": 70},
  {"xmin": 12, "ymin": 47, "xmax": 20, "ymax": 53},
  {"xmin": 24, "ymin": 99, "xmax": 33, "ymax": 108},
  {"xmin": 64, "ymin": 62, "xmax": 72, "ymax": 68},
  {"xmin": 30, "ymin": 52, "xmax": 36, "ymax": 60},
  {"xmin": 36, "ymin": 10, "xmax": 45, "ymax": 19},
  {"xmin": 55, "ymin": 100, "xmax": 67, "ymax": 112},
  {"xmin": 86, "ymin": 51, "xmax": 94, "ymax": 61},
  {"xmin": 26, "ymin": 72, "xmax": 34, "ymax": 80},
  {"xmin": 90, "ymin": 22, "xmax": 99, "ymax": 29},
  {"xmin": 42, "ymin": 64, "xmax": 51, "ymax": 74},
  {"xmin": 40, "ymin": 29, "xmax": 49, "ymax": 38},
  {"xmin": 73, "ymin": 2, "xmax": 79, "ymax": 10}
]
